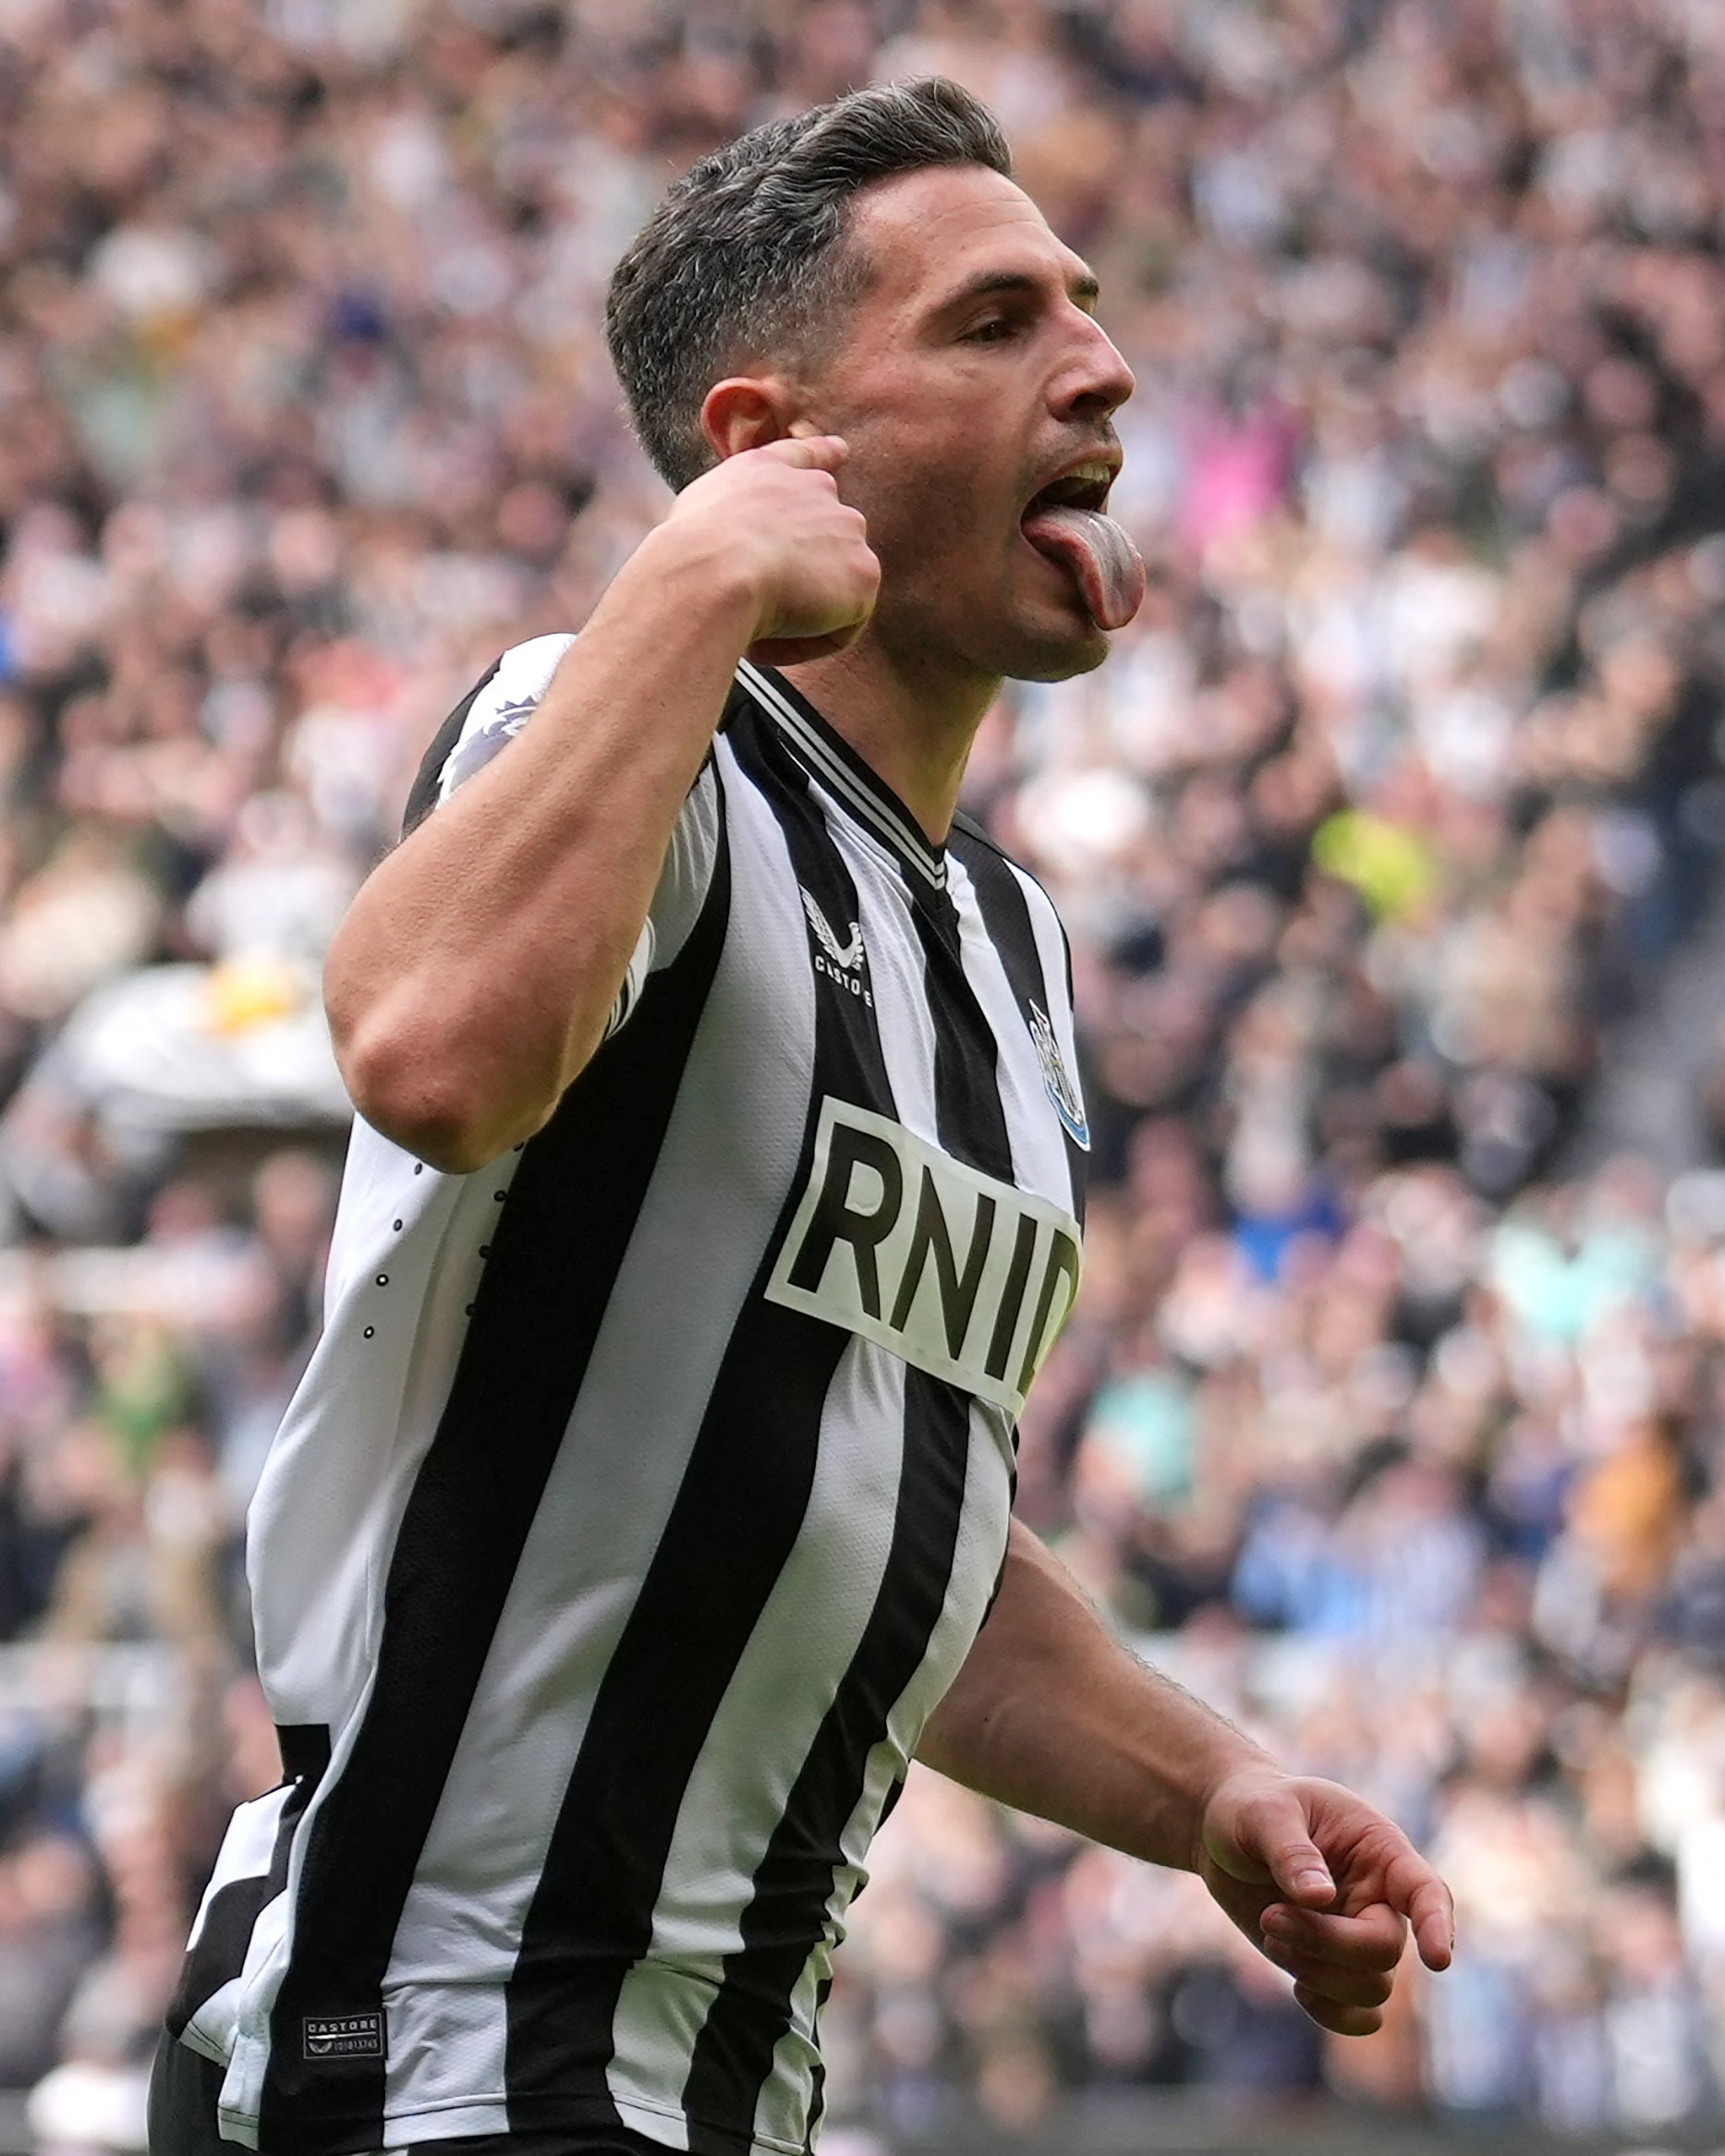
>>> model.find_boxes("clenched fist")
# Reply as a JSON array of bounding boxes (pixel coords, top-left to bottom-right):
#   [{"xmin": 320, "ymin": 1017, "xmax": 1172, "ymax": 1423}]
[{"xmin": 656, "ymin": 436, "xmax": 881, "ymax": 667}]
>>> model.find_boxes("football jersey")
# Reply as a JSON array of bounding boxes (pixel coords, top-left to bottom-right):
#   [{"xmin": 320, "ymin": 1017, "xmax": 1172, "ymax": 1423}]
[{"xmin": 166, "ymin": 636, "xmax": 1089, "ymax": 2156}]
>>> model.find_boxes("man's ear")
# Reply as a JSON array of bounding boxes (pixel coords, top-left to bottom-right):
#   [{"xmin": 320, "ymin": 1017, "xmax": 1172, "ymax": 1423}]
[{"xmin": 699, "ymin": 377, "xmax": 807, "ymax": 462}]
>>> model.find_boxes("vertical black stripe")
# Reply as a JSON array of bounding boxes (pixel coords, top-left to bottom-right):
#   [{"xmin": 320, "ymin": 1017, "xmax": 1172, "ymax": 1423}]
[
  {"xmin": 399, "ymin": 659, "xmax": 500, "ymax": 839},
  {"xmin": 502, "ymin": 709, "xmax": 894, "ymax": 2130},
  {"xmin": 734, "ymin": 699, "xmax": 893, "ymax": 1110},
  {"xmin": 256, "ymin": 818, "xmax": 731, "ymax": 2156},
  {"xmin": 947, "ymin": 825, "xmax": 1088, "ymax": 1228},
  {"xmin": 682, "ymin": 716, "xmax": 998, "ymax": 2151},
  {"xmin": 905, "ymin": 878, "xmax": 1015, "ymax": 1184}
]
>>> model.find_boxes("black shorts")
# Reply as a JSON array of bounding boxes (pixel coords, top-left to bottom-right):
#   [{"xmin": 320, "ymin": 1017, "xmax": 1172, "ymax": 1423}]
[{"xmin": 147, "ymin": 2030, "xmax": 667, "ymax": 2156}]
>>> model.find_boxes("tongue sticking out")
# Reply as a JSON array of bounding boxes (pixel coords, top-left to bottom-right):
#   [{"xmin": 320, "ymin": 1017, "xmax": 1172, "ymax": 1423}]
[{"xmin": 1021, "ymin": 504, "xmax": 1146, "ymax": 632}]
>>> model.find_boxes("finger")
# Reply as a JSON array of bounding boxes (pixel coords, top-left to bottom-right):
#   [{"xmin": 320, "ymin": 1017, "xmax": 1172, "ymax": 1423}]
[
  {"xmin": 1384, "ymin": 1851, "xmax": 1455, "ymax": 1971},
  {"xmin": 1293, "ymin": 1982, "xmax": 1384, "ymax": 2038},
  {"xmin": 1412, "ymin": 1896, "xmax": 1454, "ymax": 1972},
  {"xmin": 1261, "ymin": 1901, "xmax": 1405, "ymax": 1972},
  {"xmin": 1260, "ymin": 1940, "xmax": 1394, "ymax": 2010},
  {"xmin": 760, "ymin": 433, "xmax": 849, "ymax": 471}
]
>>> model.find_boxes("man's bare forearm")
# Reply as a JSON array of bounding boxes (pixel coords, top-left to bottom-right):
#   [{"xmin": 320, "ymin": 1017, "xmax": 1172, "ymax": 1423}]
[
  {"xmin": 917, "ymin": 1520, "xmax": 1272, "ymax": 1871},
  {"xmin": 324, "ymin": 436, "xmax": 877, "ymax": 1173},
  {"xmin": 323, "ymin": 529, "xmax": 755, "ymax": 1171}
]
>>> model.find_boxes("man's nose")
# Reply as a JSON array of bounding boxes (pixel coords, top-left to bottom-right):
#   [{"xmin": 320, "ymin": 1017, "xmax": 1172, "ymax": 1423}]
[{"xmin": 1054, "ymin": 313, "xmax": 1136, "ymax": 420}]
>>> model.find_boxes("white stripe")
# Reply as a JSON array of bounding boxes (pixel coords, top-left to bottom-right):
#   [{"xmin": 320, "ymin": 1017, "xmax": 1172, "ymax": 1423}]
[
  {"xmin": 377, "ymin": 750, "xmax": 814, "ymax": 2134},
  {"xmin": 651, "ymin": 758, "xmax": 724, "ymax": 973},
  {"xmin": 248, "ymin": 1133, "xmax": 506, "ymax": 1728},
  {"xmin": 606, "ymin": 1341, "xmax": 906, "ymax": 2127},
  {"xmin": 737, "ymin": 662, "xmax": 945, "ymax": 889}
]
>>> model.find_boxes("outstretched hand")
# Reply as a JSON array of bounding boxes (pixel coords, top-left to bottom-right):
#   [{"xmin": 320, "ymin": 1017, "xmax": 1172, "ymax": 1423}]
[{"xmin": 1196, "ymin": 1765, "xmax": 1454, "ymax": 2036}]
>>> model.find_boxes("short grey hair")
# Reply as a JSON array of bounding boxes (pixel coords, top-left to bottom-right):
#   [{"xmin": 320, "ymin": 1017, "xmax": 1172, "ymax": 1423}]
[{"xmin": 605, "ymin": 78, "xmax": 1014, "ymax": 491}]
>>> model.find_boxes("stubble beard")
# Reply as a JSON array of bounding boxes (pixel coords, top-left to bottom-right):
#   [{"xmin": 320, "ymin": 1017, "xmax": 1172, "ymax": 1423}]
[{"xmin": 869, "ymin": 513, "xmax": 1114, "ymax": 696}]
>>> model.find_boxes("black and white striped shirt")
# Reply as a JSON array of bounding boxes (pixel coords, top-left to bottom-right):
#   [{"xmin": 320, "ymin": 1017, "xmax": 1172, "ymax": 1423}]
[{"xmin": 166, "ymin": 636, "xmax": 1089, "ymax": 2156}]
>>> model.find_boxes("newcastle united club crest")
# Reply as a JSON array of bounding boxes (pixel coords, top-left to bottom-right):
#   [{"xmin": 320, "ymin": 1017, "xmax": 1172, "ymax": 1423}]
[{"xmin": 1028, "ymin": 1000, "xmax": 1089, "ymax": 1150}]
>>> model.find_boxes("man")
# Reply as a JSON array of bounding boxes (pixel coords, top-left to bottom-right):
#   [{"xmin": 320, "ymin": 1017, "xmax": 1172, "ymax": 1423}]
[{"xmin": 153, "ymin": 78, "xmax": 1452, "ymax": 2156}]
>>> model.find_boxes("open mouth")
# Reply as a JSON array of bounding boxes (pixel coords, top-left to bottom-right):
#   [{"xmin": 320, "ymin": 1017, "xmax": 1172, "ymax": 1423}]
[
  {"xmin": 1021, "ymin": 464, "xmax": 1115, "ymax": 522},
  {"xmin": 1019, "ymin": 462, "xmax": 1144, "ymax": 632}
]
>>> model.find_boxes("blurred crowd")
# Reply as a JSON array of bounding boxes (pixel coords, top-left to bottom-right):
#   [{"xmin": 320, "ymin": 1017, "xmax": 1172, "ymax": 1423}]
[{"xmin": 6, "ymin": 0, "xmax": 1725, "ymax": 2145}]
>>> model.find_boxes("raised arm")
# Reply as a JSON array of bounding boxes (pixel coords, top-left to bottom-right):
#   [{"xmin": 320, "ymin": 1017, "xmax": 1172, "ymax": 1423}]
[
  {"xmin": 918, "ymin": 1520, "xmax": 1454, "ymax": 2034},
  {"xmin": 323, "ymin": 436, "xmax": 877, "ymax": 1174}
]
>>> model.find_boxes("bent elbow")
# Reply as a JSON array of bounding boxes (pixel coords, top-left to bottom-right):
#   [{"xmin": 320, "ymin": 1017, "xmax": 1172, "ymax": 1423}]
[
  {"xmin": 335, "ymin": 1022, "xmax": 532, "ymax": 1175},
  {"xmin": 381, "ymin": 1115, "xmax": 511, "ymax": 1180}
]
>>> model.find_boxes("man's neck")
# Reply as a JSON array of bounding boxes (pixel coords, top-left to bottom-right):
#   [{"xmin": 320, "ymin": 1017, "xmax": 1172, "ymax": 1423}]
[{"xmin": 781, "ymin": 631, "xmax": 999, "ymax": 846}]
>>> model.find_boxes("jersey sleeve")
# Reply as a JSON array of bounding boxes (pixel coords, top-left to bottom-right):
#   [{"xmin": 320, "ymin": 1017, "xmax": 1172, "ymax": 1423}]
[{"xmin": 400, "ymin": 634, "xmax": 724, "ymax": 1041}]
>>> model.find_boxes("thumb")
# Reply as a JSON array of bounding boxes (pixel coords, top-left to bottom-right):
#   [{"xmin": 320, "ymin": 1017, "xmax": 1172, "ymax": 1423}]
[
  {"xmin": 1274, "ymin": 1847, "xmax": 1337, "ymax": 1908},
  {"xmin": 768, "ymin": 430, "xmax": 849, "ymax": 472},
  {"xmin": 1246, "ymin": 1799, "xmax": 1336, "ymax": 1908}
]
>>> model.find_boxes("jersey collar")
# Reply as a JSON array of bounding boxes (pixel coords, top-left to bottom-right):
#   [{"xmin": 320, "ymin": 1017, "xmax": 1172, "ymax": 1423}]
[{"xmin": 736, "ymin": 660, "xmax": 948, "ymax": 891}]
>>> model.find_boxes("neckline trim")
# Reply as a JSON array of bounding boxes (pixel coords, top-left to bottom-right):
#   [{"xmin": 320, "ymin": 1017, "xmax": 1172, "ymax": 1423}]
[{"xmin": 736, "ymin": 660, "xmax": 948, "ymax": 890}]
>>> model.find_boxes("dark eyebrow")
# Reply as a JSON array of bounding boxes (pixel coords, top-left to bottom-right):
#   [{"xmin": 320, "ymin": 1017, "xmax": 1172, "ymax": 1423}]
[{"xmin": 938, "ymin": 267, "xmax": 1101, "ymax": 316}]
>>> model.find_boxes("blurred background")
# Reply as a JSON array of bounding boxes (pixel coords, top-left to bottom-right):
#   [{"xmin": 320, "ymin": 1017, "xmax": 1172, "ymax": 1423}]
[{"xmin": 6, "ymin": 0, "xmax": 1725, "ymax": 2150}]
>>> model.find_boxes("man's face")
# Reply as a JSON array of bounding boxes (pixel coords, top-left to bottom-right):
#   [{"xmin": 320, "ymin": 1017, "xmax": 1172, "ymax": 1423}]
[{"xmin": 797, "ymin": 164, "xmax": 1136, "ymax": 686}]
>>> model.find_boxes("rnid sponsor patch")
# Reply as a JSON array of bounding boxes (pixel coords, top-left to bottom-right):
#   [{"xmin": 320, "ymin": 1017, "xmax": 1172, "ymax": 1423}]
[{"xmin": 766, "ymin": 1099, "xmax": 1081, "ymax": 1418}]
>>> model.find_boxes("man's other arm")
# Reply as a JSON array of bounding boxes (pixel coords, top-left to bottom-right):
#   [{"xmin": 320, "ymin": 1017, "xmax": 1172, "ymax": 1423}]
[
  {"xmin": 323, "ymin": 438, "xmax": 877, "ymax": 1174},
  {"xmin": 917, "ymin": 1520, "xmax": 1454, "ymax": 2034}
]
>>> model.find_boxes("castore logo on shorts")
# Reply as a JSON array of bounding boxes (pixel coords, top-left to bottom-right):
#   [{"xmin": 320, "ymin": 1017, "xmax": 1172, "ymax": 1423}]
[{"xmin": 302, "ymin": 2012, "xmax": 385, "ymax": 2062}]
